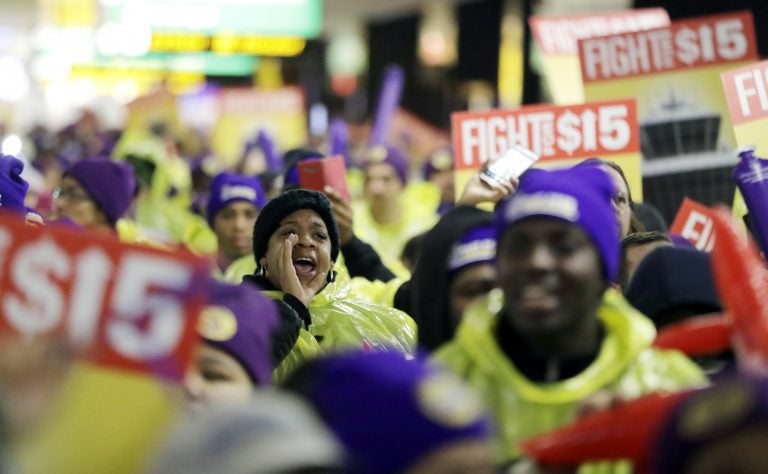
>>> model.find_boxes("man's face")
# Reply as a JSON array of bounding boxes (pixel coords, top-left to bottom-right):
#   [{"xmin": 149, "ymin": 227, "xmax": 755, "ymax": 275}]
[
  {"xmin": 213, "ymin": 201, "xmax": 259, "ymax": 260},
  {"xmin": 497, "ymin": 218, "xmax": 606, "ymax": 338},
  {"xmin": 364, "ymin": 163, "xmax": 403, "ymax": 203}
]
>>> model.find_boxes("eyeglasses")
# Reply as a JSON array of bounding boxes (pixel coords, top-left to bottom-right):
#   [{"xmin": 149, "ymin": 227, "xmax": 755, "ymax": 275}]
[
  {"xmin": 52, "ymin": 186, "xmax": 90, "ymax": 203},
  {"xmin": 612, "ymin": 192, "xmax": 631, "ymax": 210}
]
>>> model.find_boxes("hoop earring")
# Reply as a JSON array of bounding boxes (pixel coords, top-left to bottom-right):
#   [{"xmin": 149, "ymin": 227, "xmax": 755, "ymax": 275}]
[
  {"xmin": 258, "ymin": 264, "xmax": 268, "ymax": 278},
  {"xmin": 326, "ymin": 270, "xmax": 337, "ymax": 283}
]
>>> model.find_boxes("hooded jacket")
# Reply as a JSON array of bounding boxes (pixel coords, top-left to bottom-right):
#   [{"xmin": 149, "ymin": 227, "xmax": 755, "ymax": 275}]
[
  {"xmin": 409, "ymin": 205, "xmax": 495, "ymax": 351},
  {"xmin": 246, "ymin": 268, "xmax": 417, "ymax": 382},
  {"xmin": 352, "ymin": 181, "xmax": 439, "ymax": 274},
  {"xmin": 434, "ymin": 288, "xmax": 706, "ymax": 466}
]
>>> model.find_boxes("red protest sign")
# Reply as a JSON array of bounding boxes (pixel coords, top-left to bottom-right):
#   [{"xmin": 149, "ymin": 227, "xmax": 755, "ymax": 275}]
[
  {"xmin": 580, "ymin": 11, "xmax": 757, "ymax": 83},
  {"xmin": 451, "ymin": 99, "xmax": 638, "ymax": 171},
  {"xmin": 721, "ymin": 59, "xmax": 768, "ymax": 126},
  {"xmin": 0, "ymin": 214, "xmax": 210, "ymax": 381},
  {"xmin": 530, "ymin": 8, "xmax": 669, "ymax": 56},
  {"xmin": 669, "ymin": 198, "xmax": 717, "ymax": 251}
]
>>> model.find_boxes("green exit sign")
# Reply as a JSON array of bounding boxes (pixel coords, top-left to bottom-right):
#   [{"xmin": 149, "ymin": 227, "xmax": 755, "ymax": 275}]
[{"xmin": 102, "ymin": 0, "xmax": 323, "ymax": 38}]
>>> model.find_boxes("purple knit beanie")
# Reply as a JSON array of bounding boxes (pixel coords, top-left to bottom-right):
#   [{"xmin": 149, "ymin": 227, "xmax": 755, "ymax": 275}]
[
  {"xmin": 495, "ymin": 166, "xmax": 620, "ymax": 282},
  {"xmin": 306, "ymin": 351, "xmax": 491, "ymax": 474},
  {"xmin": 198, "ymin": 280, "xmax": 278, "ymax": 386},
  {"xmin": 206, "ymin": 172, "xmax": 266, "ymax": 226},
  {"xmin": 64, "ymin": 159, "xmax": 136, "ymax": 225},
  {"xmin": 364, "ymin": 145, "xmax": 409, "ymax": 185},
  {"xmin": 0, "ymin": 154, "xmax": 29, "ymax": 214},
  {"xmin": 447, "ymin": 225, "xmax": 496, "ymax": 275}
]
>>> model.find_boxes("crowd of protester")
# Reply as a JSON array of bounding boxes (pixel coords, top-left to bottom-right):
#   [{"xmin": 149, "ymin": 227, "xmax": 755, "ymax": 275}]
[{"xmin": 0, "ymin": 100, "xmax": 763, "ymax": 474}]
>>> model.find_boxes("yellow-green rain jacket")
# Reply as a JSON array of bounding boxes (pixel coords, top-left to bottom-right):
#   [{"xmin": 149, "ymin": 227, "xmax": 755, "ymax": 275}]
[
  {"xmin": 114, "ymin": 137, "xmax": 217, "ymax": 255},
  {"xmin": 268, "ymin": 267, "xmax": 417, "ymax": 382},
  {"xmin": 352, "ymin": 181, "xmax": 440, "ymax": 275},
  {"xmin": 434, "ymin": 288, "xmax": 706, "ymax": 470}
]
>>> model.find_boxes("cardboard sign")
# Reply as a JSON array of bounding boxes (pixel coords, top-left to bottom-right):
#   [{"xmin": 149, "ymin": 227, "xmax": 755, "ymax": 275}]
[
  {"xmin": 580, "ymin": 11, "xmax": 757, "ymax": 81},
  {"xmin": 580, "ymin": 11, "xmax": 758, "ymax": 173},
  {"xmin": 298, "ymin": 154, "xmax": 351, "ymax": 202},
  {"xmin": 669, "ymin": 198, "xmax": 718, "ymax": 251},
  {"xmin": 722, "ymin": 59, "xmax": 768, "ymax": 155},
  {"xmin": 450, "ymin": 98, "xmax": 642, "ymax": 200},
  {"xmin": 211, "ymin": 86, "xmax": 308, "ymax": 167},
  {"xmin": 0, "ymin": 214, "xmax": 209, "ymax": 381},
  {"xmin": 529, "ymin": 8, "xmax": 670, "ymax": 104}
]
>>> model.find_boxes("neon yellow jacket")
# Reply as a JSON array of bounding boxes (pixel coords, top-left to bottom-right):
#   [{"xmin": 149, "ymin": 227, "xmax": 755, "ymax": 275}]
[
  {"xmin": 434, "ymin": 288, "xmax": 706, "ymax": 468},
  {"xmin": 270, "ymin": 269, "xmax": 417, "ymax": 382},
  {"xmin": 352, "ymin": 182, "xmax": 439, "ymax": 275}
]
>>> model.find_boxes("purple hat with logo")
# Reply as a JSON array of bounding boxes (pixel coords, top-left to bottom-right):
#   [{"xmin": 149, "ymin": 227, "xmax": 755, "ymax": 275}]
[
  {"xmin": 0, "ymin": 154, "xmax": 29, "ymax": 214},
  {"xmin": 64, "ymin": 159, "xmax": 137, "ymax": 225},
  {"xmin": 364, "ymin": 145, "xmax": 409, "ymax": 185},
  {"xmin": 198, "ymin": 280, "xmax": 278, "ymax": 386},
  {"xmin": 447, "ymin": 225, "xmax": 496, "ymax": 275},
  {"xmin": 289, "ymin": 351, "xmax": 491, "ymax": 474},
  {"xmin": 495, "ymin": 166, "xmax": 620, "ymax": 282},
  {"xmin": 206, "ymin": 172, "xmax": 266, "ymax": 226}
]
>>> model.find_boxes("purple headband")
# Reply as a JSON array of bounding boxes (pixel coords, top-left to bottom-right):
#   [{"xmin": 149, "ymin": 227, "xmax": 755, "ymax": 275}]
[
  {"xmin": 448, "ymin": 225, "xmax": 496, "ymax": 274},
  {"xmin": 495, "ymin": 166, "xmax": 620, "ymax": 282},
  {"xmin": 199, "ymin": 280, "xmax": 278, "ymax": 386},
  {"xmin": 64, "ymin": 159, "xmax": 136, "ymax": 225},
  {"xmin": 364, "ymin": 145, "xmax": 409, "ymax": 185},
  {"xmin": 206, "ymin": 172, "xmax": 266, "ymax": 226},
  {"xmin": 308, "ymin": 351, "xmax": 490, "ymax": 474}
]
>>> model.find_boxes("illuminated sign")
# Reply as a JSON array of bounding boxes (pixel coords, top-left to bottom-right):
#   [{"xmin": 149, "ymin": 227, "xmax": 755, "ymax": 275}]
[
  {"xmin": 84, "ymin": 52, "xmax": 258, "ymax": 76},
  {"xmin": 101, "ymin": 0, "xmax": 323, "ymax": 38},
  {"xmin": 151, "ymin": 33, "xmax": 306, "ymax": 57}
]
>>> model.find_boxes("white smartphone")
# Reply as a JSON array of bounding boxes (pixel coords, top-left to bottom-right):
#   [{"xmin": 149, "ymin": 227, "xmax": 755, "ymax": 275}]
[{"xmin": 479, "ymin": 145, "xmax": 540, "ymax": 187}]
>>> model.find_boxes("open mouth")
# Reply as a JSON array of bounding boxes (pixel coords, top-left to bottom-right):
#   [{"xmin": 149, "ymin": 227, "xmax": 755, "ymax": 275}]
[{"xmin": 293, "ymin": 256, "xmax": 316, "ymax": 275}]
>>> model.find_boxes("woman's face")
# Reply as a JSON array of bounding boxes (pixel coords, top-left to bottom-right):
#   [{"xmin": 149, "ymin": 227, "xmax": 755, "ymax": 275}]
[
  {"xmin": 52, "ymin": 176, "xmax": 108, "ymax": 229},
  {"xmin": 600, "ymin": 165, "xmax": 632, "ymax": 238},
  {"xmin": 183, "ymin": 344, "xmax": 252, "ymax": 407},
  {"xmin": 261, "ymin": 209, "xmax": 334, "ymax": 291}
]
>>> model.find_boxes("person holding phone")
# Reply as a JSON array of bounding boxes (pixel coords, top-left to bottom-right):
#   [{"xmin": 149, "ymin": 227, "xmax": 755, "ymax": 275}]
[{"xmin": 434, "ymin": 165, "xmax": 705, "ymax": 468}]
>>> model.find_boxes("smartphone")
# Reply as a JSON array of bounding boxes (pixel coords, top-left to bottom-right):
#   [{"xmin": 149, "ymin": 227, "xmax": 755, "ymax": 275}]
[
  {"xmin": 479, "ymin": 145, "xmax": 540, "ymax": 187},
  {"xmin": 298, "ymin": 155, "xmax": 351, "ymax": 202}
]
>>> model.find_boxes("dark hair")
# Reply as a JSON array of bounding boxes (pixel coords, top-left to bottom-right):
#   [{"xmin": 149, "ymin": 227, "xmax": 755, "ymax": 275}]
[
  {"xmin": 619, "ymin": 231, "xmax": 673, "ymax": 289},
  {"xmin": 401, "ymin": 232, "xmax": 426, "ymax": 273}
]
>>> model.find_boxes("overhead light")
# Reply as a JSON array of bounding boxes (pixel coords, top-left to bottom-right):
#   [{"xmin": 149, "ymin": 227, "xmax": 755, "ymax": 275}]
[
  {"xmin": 418, "ymin": 1, "xmax": 457, "ymax": 67},
  {"xmin": 2, "ymin": 135, "xmax": 23, "ymax": 157}
]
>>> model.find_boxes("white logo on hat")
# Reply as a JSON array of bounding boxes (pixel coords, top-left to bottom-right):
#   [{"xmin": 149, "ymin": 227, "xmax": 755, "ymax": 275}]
[
  {"xmin": 506, "ymin": 192, "xmax": 579, "ymax": 223},
  {"xmin": 221, "ymin": 185, "xmax": 257, "ymax": 203},
  {"xmin": 448, "ymin": 239, "xmax": 496, "ymax": 271}
]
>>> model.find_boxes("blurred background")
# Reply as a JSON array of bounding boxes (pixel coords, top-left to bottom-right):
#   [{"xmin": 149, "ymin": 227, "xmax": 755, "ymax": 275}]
[{"xmin": 0, "ymin": 0, "xmax": 766, "ymax": 220}]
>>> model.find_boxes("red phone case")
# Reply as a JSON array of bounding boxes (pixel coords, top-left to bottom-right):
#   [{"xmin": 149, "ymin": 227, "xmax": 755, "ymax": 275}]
[{"xmin": 298, "ymin": 155, "xmax": 351, "ymax": 202}]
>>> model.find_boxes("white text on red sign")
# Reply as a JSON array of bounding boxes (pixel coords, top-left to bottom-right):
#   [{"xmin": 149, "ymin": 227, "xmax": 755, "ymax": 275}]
[
  {"xmin": 530, "ymin": 9, "xmax": 669, "ymax": 55},
  {"xmin": 681, "ymin": 210, "xmax": 716, "ymax": 252},
  {"xmin": 452, "ymin": 100, "xmax": 637, "ymax": 169},
  {"xmin": 0, "ymin": 231, "xmax": 194, "ymax": 360},
  {"xmin": 580, "ymin": 11, "xmax": 756, "ymax": 82}
]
